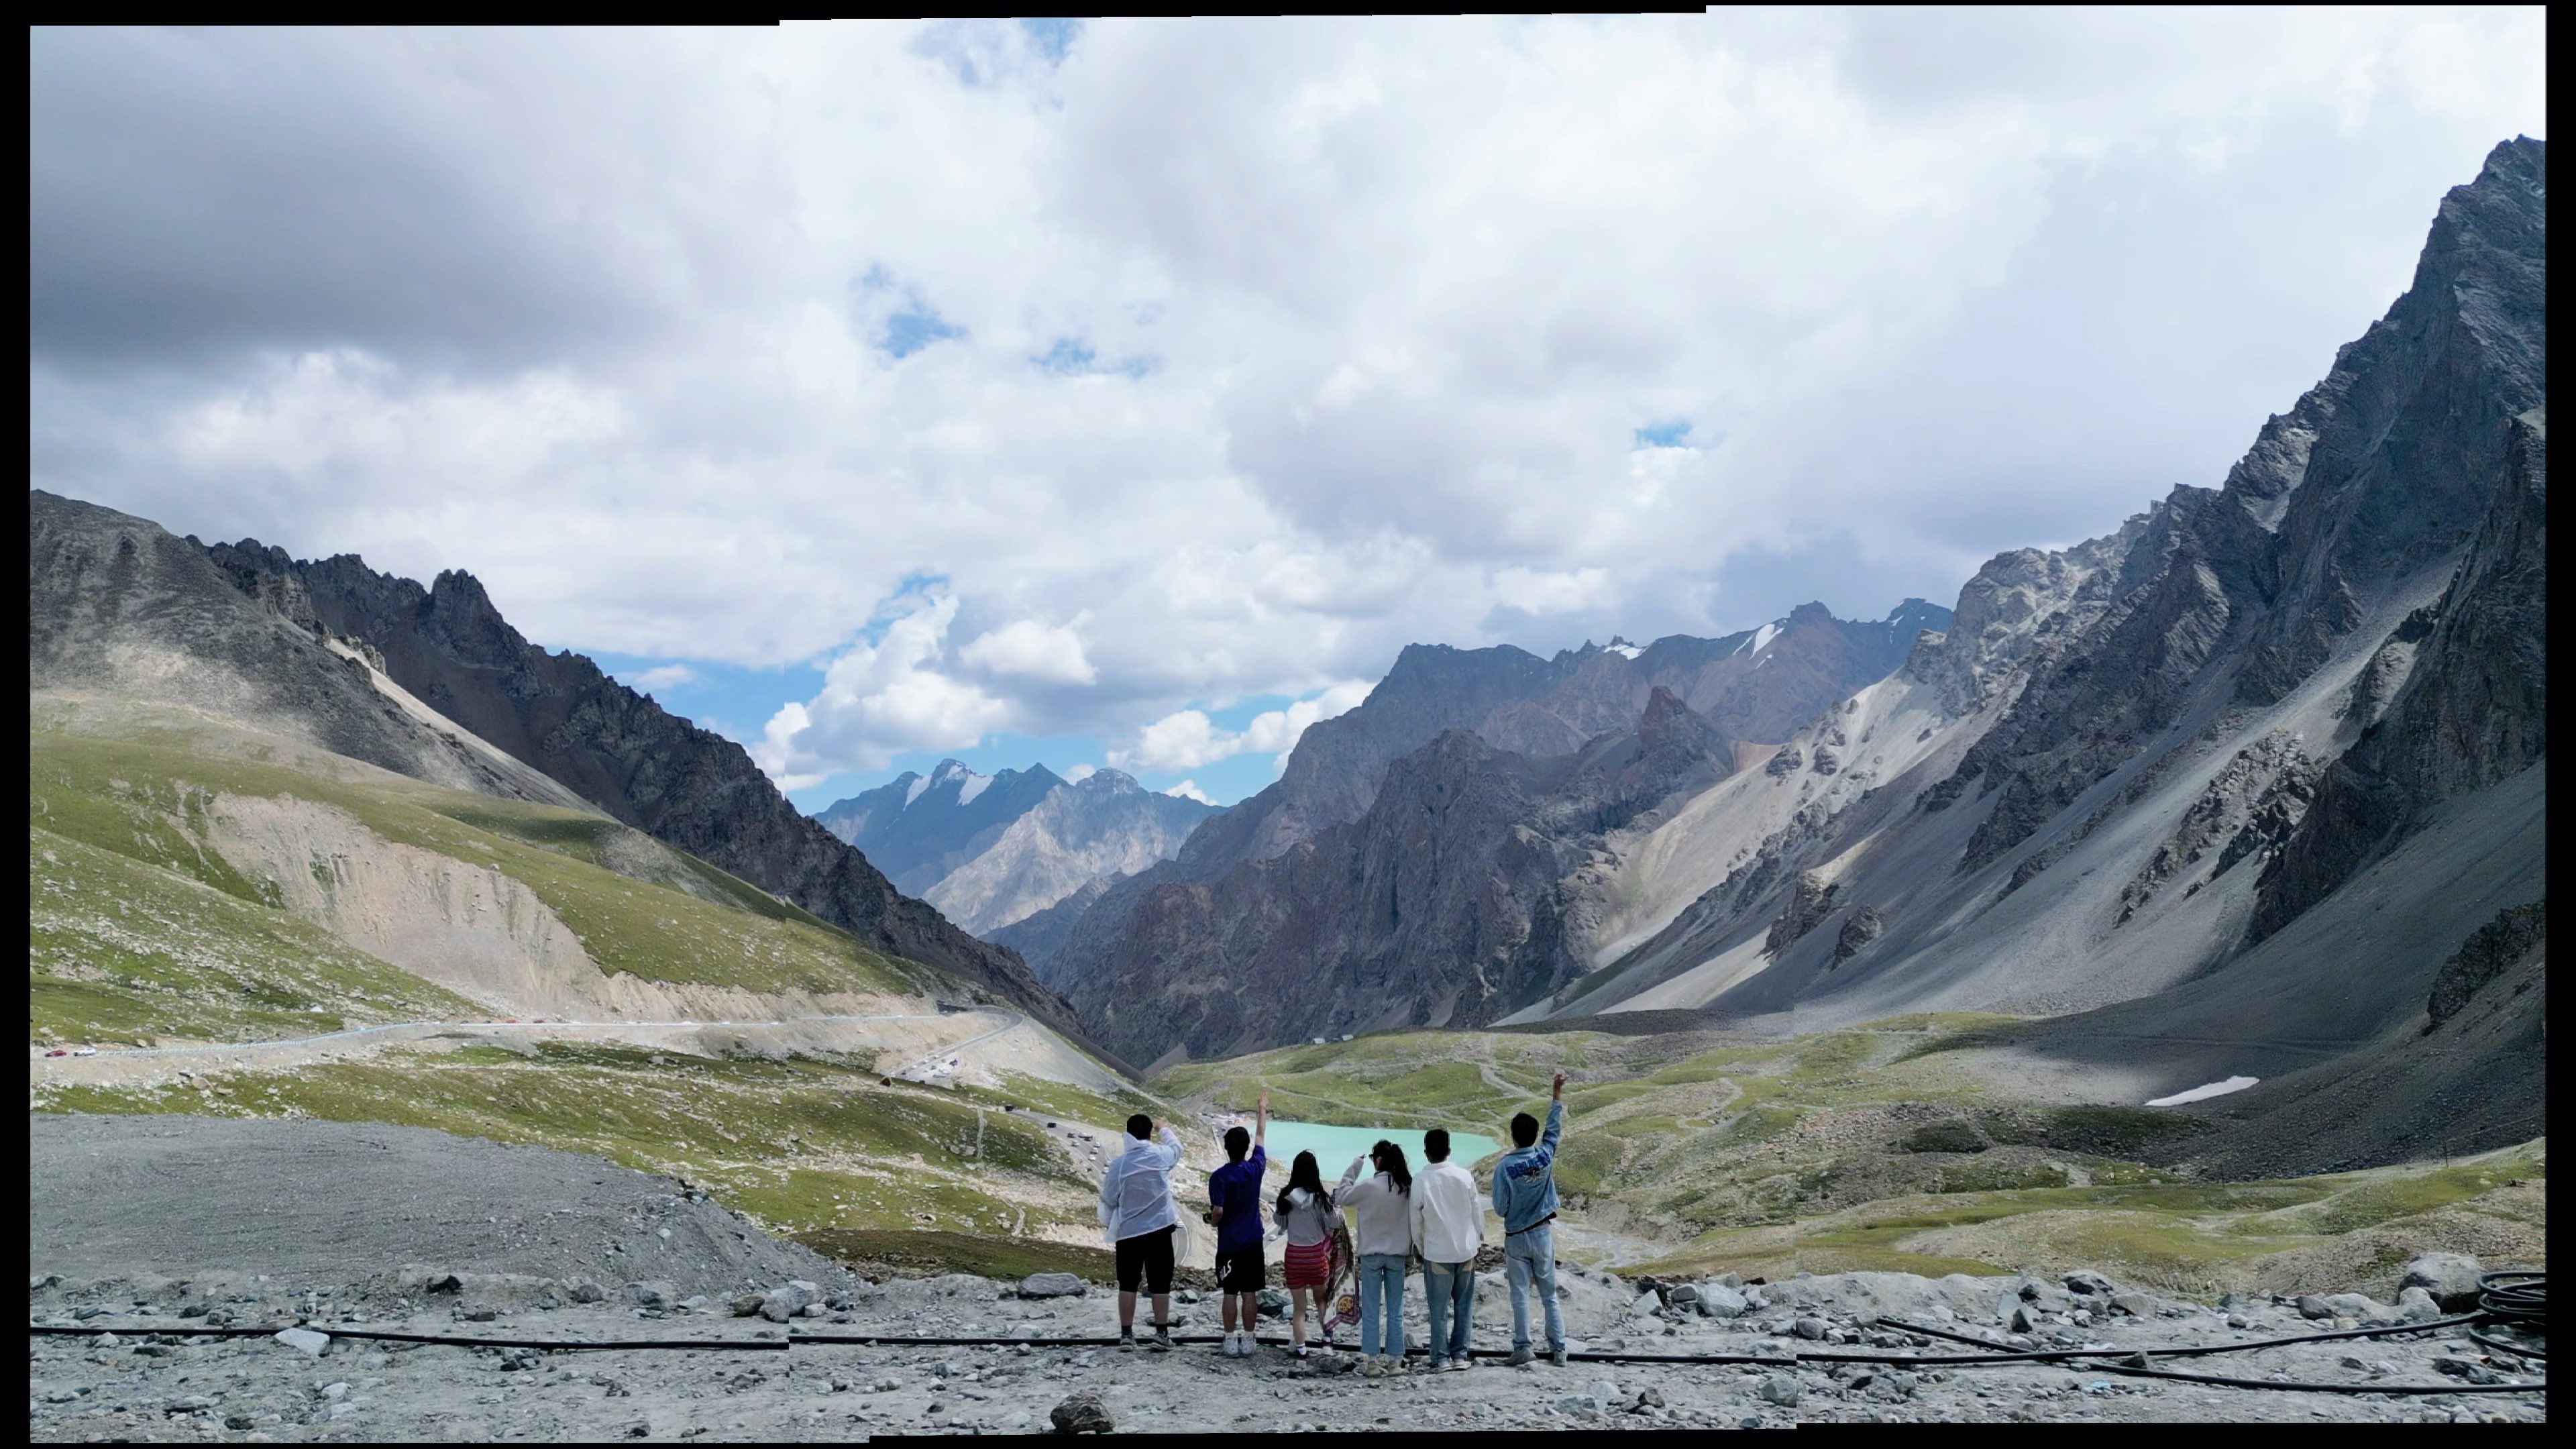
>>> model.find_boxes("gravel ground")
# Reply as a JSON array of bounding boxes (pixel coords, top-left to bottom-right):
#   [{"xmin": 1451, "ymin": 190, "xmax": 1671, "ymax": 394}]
[{"xmin": 26, "ymin": 1114, "xmax": 2547, "ymax": 1435}]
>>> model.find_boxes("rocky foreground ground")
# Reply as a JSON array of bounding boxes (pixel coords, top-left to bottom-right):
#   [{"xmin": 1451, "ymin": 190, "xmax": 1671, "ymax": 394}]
[
  {"xmin": 27, "ymin": 1114, "xmax": 2546, "ymax": 1436},
  {"xmin": 26, "ymin": 1256, "xmax": 2547, "ymax": 1438}
]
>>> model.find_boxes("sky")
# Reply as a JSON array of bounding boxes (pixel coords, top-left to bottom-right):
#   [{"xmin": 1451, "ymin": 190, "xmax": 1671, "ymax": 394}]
[{"xmin": 29, "ymin": 13, "xmax": 2548, "ymax": 810}]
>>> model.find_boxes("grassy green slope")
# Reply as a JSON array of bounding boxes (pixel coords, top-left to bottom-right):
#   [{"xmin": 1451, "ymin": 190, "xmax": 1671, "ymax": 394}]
[
  {"xmin": 1155, "ymin": 1020, "xmax": 2546, "ymax": 1295},
  {"xmin": 32, "ymin": 824, "xmax": 487, "ymax": 1044},
  {"xmin": 30, "ymin": 729, "xmax": 920, "ymax": 1041}
]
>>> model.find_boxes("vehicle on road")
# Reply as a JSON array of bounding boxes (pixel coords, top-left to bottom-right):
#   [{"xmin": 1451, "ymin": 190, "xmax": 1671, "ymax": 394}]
[
  {"xmin": 44, "ymin": 1049, "xmax": 68, "ymax": 1058},
  {"xmin": 70, "ymin": 1047, "xmax": 99, "ymax": 1057}
]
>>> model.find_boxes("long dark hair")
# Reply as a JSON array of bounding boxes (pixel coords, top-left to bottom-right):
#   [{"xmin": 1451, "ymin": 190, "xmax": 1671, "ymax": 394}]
[
  {"xmin": 1372, "ymin": 1140, "xmax": 1412, "ymax": 1196},
  {"xmin": 1277, "ymin": 1149, "xmax": 1332, "ymax": 1217}
]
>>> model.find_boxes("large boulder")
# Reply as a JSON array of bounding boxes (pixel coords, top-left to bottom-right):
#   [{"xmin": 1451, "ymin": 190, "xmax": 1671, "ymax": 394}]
[
  {"xmin": 1018, "ymin": 1273, "xmax": 1087, "ymax": 1299},
  {"xmin": 2400, "ymin": 1253, "xmax": 2484, "ymax": 1313},
  {"xmin": 1051, "ymin": 1391, "xmax": 1114, "ymax": 1434}
]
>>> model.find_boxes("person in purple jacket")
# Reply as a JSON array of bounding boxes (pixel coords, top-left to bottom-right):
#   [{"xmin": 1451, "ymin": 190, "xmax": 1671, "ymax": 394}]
[{"xmin": 1204, "ymin": 1093, "xmax": 1269, "ymax": 1357}]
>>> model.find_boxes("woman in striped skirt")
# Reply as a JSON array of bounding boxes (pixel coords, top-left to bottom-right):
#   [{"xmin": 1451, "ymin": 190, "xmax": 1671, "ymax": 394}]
[{"xmin": 1272, "ymin": 1150, "xmax": 1338, "ymax": 1357}]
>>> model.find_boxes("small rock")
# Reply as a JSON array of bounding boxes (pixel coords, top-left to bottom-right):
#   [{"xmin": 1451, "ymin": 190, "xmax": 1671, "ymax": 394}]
[
  {"xmin": 30, "ymin": 1273, "xmax": 61, "ymax": 1290},
  {"xmin": 1792, "ymin": 1316, "xmax": 1830, "ymax": 1340},
  {"xmin": 1018, "ymin": 1273, "xmax": 1087, "ymax": 1299},
  {"xmin": 1760, "ymin": 1375, "xmax": 1800, "ymax": 1407},
  {"xmin": 1695, "ymin": 1283, "xmax": 1750, "ymax": 1318},
  {"xmin": 629, "ymin": 1282, "xmax": 680, "ymax": 1311},
  {"xmin": 2395, "ymin": 1286, "xmax": 2445, "ymax": 1324},
  {"xmin": 569, "ymin": 1280, "xmax": 606, "ymax": 1303},
  {"xmin": 273, "ymin": 1328, "xmax": 330, "ymax": 1358},
  {"xmin": 1556, "ymin": 1394, "xmax": 1602, "ymax": 1418},
  {"xmin": 2315, "ymin": 1292, "xmax": 2390, "ymax": 1322},
  {"xmin": 2432, "ymin": 1356, "xmax": 2502, "ymax": 1386},
  {"xmin": 167, "ymin": 1393, "xmax": 222, "ymax": 1412},
  {"xmin": 2008, "ymin": 1305, "xmax": 2039, "ymax": 1334},
  {"xmin": 327, "ymin": 1401, "xmax": 360, "ymax": 1419},
  {"xmin": 1630, "ymin": 1289, "xmax": 1663, "ymax": 1317},
  {"xmin": 2296, "ymin": 1295, "xmax": 2335, "ymax": 1321},
  {"xmin": 2062, "ymin": 1269, "xmax": 2116, "ymax": 1297},
  {"xmin": 1051, "ymin": 1391, "xmax": 1114, "ymax": 1434},
  {"xmin": 2108, "ymin": 1291, "xmax": 2154, "ymax": 1318},
  {"xmin": 729, "ymin": 1292, "xmax": 767, "ymax": 1317},
  {"xmin": 1637, "ymin": 1387, "xmax": 1666, "ymax": 1409},
  {"xmin": 2400, "ymin": 1253, "xmax": 2485, "ymax": 1313}
]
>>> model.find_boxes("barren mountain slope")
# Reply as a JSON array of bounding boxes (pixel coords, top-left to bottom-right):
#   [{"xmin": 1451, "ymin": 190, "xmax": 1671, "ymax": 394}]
[{"xmin": 1540, "ymin": 138, "xmax": 2545, "ymax": 1169}]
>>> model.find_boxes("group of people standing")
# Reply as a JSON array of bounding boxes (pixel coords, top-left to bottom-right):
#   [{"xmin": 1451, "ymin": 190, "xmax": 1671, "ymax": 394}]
[{"xmin": 1097, "ymin": 1072, "xmax": 1573, "ymax": 1372}]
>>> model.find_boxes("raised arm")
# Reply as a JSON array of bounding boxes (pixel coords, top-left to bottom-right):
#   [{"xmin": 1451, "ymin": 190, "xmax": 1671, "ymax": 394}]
[
  {"xmin": 1509, "ymin": 1076, "xmax": 1568, "ymax": 1179},
  {"xmin": 1155, "ymin": 1123, "xmax": 1184, "ymax": 1167},
  {"xmin": 1338, "ymin": 1154, "xmax": 1366, "ymax": 1197},
  {"xmin": 1255, "ymin": 1091, "xmax": 1269, "ymax": 1149}
]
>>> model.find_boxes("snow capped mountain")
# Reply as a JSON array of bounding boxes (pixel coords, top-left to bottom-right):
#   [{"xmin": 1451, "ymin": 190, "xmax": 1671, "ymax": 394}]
[
  {"xmin": 814, "ymin": 760, "xmax": 1065, "ymax": 895},
  {"xmin": 924, "ymin": 768, "xmax": 1220, "ymax": 935}
]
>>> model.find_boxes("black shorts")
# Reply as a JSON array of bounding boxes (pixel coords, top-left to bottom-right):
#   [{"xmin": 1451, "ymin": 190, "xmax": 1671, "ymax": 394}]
[
  {"xmin": 1115, "ymin": 1224, "xmax": 1176, "ymax": 1295},
  {"xmin": 1215, "ymin": 1244, "xmax": 1266, "ymax": 1294}
]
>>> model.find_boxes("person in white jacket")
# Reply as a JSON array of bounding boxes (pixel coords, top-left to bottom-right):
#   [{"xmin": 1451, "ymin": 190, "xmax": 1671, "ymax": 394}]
[
  {"xmin": 1098, "ymin": 1112, "xmax": 1184, "ymax": 1350},
  {"xmin": 1337, "ymin": 1141, "xmax": 1414, "ymax": 1376},
  {"xmin": 1409, "ymin": 1128, "xmax": 1483, "ymax": 1370}
]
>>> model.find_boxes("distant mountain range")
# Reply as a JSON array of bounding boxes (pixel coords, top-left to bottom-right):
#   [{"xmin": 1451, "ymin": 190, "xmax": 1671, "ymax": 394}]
[
  {"xmin": 1018, "ymin": 599, "xmax": 1955, "ymax": 1061},
  {"xmin": 814, "ymin": 761, "xmax": 1218, "ymax": 935}
]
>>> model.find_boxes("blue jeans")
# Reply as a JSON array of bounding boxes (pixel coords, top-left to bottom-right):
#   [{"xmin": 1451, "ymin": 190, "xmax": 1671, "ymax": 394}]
[
  {"xmin": 1505, "ymin": 1224, "xmax": 1564, "ymax": 1352},
  {"xmin": 1422, "ymin": 1259, "xmax": 1475, "ymax": 1360},
  {"xmin": 1356, "ymin": 1253, "xmax": 1407, "ymax": 1358}
]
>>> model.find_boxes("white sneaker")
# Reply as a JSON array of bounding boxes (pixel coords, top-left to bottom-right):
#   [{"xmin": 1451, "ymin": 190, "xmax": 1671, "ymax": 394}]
[{"xmin": 1222, "ymin": 1331, "xmax": 1242, "ymax": 1356}]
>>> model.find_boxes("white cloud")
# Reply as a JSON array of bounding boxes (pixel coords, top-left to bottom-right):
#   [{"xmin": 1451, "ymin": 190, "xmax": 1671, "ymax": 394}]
[
  {"xmin": 1113, "ymin": 709, "xmax": 1230, "ymax": 773},
  {"xmin": 1062, "ymin": 762, "xmax": 1098, "ymax": 784},
  {"xmin": 1112, "ymin": 680, "xmax": 1373, "ymax": 772},
  {"xmin": 1164, "ymin": 779, "xmax": 1216, "ymax": 805},
  {"xmin": 753, "ymin": 594, "xmax": 1014, "ymax": 780},
  {"xmin": 624, "ymin": 663, "xmax": 696, "ymax": 693},
  {"xmin": 1491, "ymin": 567, "xmax": 1617, "ymax": 617},
  {"xmin": 960, "ymin": 614, "xmax": 1098, "ymax": 684},
  {"xmin": 28, "ymin": 14, "xmax": 2550, "ymax": 765}
]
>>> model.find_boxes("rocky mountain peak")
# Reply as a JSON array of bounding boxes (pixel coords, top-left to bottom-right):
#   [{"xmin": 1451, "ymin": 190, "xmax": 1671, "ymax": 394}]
[{"xmin": 1072, "ymin": 767, "xmax": 1145, "ymax": 796}]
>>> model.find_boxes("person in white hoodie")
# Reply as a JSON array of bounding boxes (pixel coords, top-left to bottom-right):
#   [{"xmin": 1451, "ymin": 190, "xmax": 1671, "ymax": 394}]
[
  {"xmin": 1337, "ymin": 1140, "xmax": 1414, "ymax": 1377},
  {"xmin": 1098, "ymin": 1112, "xmax": 1184, "ymax": 1351},
  {"xmin": 1409, "ymin": 1127, "xmax": 1483, "ymax": 1370}
]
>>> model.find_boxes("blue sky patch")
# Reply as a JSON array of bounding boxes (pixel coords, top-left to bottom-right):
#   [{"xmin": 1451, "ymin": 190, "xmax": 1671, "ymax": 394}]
[
  {"xmin": 1020, "ymin": 18, "xmax": 1081, "ymax": 64},
  {"xmin": 1633, "ymin": 419, "xmax": 1692, "ymax": 448},
  {"xmin": 881, "ymin": 305, "xmax": 964, "ymax": 360}
]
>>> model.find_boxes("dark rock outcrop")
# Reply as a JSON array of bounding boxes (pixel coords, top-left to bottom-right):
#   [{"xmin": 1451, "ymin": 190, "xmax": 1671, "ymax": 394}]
[
  {"xmin": 2426, "ymin": 900, "xmax": 2545, "ymax": 1031},
  {"xmin": 30, "ymin": 490, "xmax": 577, "ymax": 808},
  {"xmin": 1064, "ymin": 692, "xmax": 1735, "ymax": 1063}
]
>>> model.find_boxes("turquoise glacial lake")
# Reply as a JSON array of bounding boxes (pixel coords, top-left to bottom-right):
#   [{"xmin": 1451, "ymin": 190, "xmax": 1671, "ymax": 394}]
[{"xmin": 1250, "ymin": 1120, "xmax": 1503, "ymax": 1175}]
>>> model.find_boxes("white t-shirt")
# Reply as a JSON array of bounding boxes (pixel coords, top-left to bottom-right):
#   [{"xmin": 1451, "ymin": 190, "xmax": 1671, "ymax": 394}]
[{"xmin": 1409, "ymin": 1160, "xmax": 1483, "ymax": 1264}]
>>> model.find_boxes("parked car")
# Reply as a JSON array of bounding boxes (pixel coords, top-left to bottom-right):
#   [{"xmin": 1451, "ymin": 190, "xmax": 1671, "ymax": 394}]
[
  {"xmin": 70, "ymin": 1046, "xmax": 99, "ymax": 1057},
  {"xmin": 44, "ymin": 1049, "xmax": 67, "ymax": 1058}
]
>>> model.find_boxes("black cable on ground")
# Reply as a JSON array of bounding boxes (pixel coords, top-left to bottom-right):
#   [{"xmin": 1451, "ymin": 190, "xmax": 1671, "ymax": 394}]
[
  {"xmin": 2469, "ymin": 1331, "xmax": 2544, "ymax": 1362},
  {"xmin": 1881, "ymin": 1312, "xmax": 2485, "ymax": 1361},
  {"xmin": 2072, "ymin": 1359, "xmax": 2542, "ymax": 1397},
  {"xmin": 28, "ymin": 1323, "xmax": 786, "ymax": 1353},
  {"xmin": 2478, "ymin": 1271, "xmax": 2545, "ymax": 1326}
]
